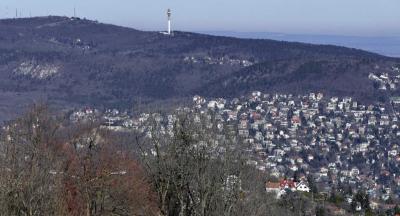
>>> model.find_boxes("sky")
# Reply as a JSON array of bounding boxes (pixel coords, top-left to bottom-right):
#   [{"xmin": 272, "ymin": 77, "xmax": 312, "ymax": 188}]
[{"xmin": 0, "ymin": 0, "xmax": 399, "ymax": 36}]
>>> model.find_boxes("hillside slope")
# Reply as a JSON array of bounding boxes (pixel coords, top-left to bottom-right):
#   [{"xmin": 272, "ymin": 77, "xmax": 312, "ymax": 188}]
[{"xmin": 0, "ymin": 16, "xmax": 398, "ymax": 120}]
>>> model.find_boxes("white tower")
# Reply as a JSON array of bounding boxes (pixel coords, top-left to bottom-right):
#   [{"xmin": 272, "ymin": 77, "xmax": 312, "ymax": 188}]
[{"xmin": 167, "ymin": 9, "xmax": 172, "ymax": 35}]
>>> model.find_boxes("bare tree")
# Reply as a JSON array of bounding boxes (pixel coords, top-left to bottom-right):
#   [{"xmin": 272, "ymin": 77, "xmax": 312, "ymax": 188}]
[
  {"xmin": 0, "ymin": 105, "xmax": 159, "ymax": 216},
  {"xmin": 61, "ymin": 126, "xmax": 159, "ymax": 216},
  {"xmin": 0, "ymin": 104, "xmax": 64, "ymax": 216},
  {"xmin": 135, "ymin": 110, "xmax": 298, "ymax": 216},
  {"xmin": 136, "ymin": 111, "xmax": 260, "ymax": 216}
]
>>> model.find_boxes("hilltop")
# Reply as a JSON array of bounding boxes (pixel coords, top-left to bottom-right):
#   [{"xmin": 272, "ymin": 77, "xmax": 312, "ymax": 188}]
[{"xmin": 0, "ymin": 16, "xmax": 398, "ymax": 120}]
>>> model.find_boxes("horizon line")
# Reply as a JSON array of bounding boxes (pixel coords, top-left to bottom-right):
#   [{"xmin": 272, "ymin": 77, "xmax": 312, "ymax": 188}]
[{"xmin": 1, "ymin": 15, "xmax": 399, "ymax": 38}]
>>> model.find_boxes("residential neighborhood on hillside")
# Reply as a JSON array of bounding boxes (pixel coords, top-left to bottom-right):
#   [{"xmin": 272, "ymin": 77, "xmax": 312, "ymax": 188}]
[{"xmin": 70, "ymin": 90, "xmax": 400, "ymax": 213}]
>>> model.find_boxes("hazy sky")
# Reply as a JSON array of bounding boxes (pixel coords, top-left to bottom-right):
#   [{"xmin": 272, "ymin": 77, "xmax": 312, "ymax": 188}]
[{"xmin": 0, "ymin": 0, "xmax": 398, "ymax": 36}]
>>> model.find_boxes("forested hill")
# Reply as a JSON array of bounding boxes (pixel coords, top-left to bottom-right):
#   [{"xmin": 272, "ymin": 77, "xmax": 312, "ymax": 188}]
[{"xmin": 0, "ymin": 16, "xmax": 398, "ymax": 120}]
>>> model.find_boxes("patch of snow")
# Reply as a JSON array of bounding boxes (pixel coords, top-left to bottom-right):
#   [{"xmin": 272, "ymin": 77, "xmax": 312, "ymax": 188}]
[
  {"xmin": 184, "ymin": 55, "xmax": 255, "ymax": 67},
  {"xmin": 13, "ymin": 61, "xmax": 60, "ymax": 79}
]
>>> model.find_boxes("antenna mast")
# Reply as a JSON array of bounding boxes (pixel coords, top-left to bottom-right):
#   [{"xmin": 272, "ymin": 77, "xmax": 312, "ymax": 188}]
[{"xmin": 167, "ymin": 9, "xmax": 172, "ymax": 35}]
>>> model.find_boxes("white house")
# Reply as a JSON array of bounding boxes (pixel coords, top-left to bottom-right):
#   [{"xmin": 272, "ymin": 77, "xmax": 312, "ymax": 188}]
[{"xmin": 296, "ymin": 181, "xmax": 310, "ymax": 192}]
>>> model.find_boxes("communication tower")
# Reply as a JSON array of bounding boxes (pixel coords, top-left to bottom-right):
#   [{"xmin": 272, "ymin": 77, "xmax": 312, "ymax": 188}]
[{"xmin": 167, "ymin": 9, "xmax": 172, "ymax": 35}]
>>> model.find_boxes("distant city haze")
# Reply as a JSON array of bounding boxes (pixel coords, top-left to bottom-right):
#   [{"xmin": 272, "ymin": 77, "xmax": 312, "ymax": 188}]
[{"xmin": 0, "ymin": 0, "xmax": 399, "ymax": 56}]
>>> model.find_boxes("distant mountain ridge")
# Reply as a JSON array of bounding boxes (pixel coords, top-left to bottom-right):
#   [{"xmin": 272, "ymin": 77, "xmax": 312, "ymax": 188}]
[
  {"xmin": 0, "ymin": 16, "xmax": 399, "ymax": 121},
  {"xmin": 201, "ymin": 31, "xmax": 400, "ymax": 57}
]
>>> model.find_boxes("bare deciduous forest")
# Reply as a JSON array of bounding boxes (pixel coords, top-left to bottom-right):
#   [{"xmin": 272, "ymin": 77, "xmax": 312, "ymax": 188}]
[{"xmin": 0, "ymin": 105, "xmax": 295, "ymax": 216}]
